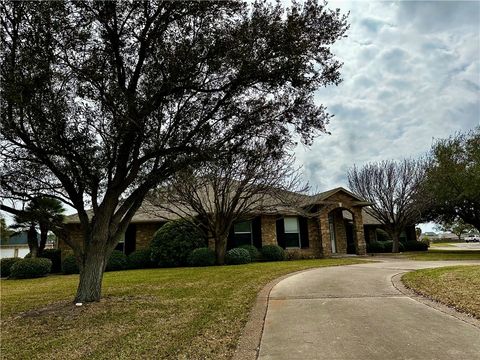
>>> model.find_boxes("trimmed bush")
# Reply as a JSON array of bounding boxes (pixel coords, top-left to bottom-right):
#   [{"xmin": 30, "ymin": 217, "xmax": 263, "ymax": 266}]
[
  {"xmin": 261, "ymin": 245, "xmax": 285, "ymax": 262},
  {"xmin": 127, "ymin": 249, "xmax": 154, "ymax": 269},
  {"xmin": 403, "ymin": 241, "xmax": 429, "ymax": 251},
  {"xmin": 188, "ymin": 247, "xmax": 216, "ymax": 267},
  {"xmin": 225, "ymin": 248, "xmax": 251, "ymax": 265},
  {"xmin": 366, "ymin": 241, "xmax": 385, "ymax": 253},
  {"xmin": 150, "ymin": 220, "xmax": 205, "ymax": 267},
  {"xmin": 62, "ymin": 254, "xmax": 79, "ymax": 274},
  {"xmin": 10, "ymin": 258, "xmax": 52, "ymax": 279},
  {"xmin": 239, "ymin": 245, "xmax": 261, "ymax": 261},
  {"xmin": 106, "ymin": 250, "xmax": 128, "ymax": 272},
  {"xmin": 40, "ymin": 249, "xmax": 62, "ymax": 273},
  {"xmin": 0, "ymin": 258, "xmax": 22, "ymax": 278}
]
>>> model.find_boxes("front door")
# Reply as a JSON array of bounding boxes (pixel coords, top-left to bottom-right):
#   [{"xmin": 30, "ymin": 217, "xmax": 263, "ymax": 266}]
[{"xmin": 345, "ymin": 221, "xmax": 355, "ymax": 254}]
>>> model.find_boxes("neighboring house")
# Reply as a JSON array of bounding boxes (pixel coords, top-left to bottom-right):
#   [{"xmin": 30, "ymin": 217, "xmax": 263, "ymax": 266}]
[
  {"xmin": 61, "ymin": 187, "xmax": 418, "ymax": 257},
  {"xmin": 0, "ymin": 230, "xmax": 34, "ymax": 259}
]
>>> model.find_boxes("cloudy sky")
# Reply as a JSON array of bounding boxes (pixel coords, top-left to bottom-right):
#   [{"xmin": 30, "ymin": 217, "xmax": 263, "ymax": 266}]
[{"xmin": 295, "ymin": 0, "xmax": 480, "ymax": 200}]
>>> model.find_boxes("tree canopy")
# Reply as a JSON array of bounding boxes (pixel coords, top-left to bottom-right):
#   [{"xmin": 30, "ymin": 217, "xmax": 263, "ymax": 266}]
[
  {"xmin": 1, "ymin": 1, "xmax": 349, "ymax": 301},
  {"xmin": 348, "ymin": 159, "xmax": 425, "ymax": 252},
  {"xmin": 421, "ymin": 128, "xmax": 480, "ymax": 231}
]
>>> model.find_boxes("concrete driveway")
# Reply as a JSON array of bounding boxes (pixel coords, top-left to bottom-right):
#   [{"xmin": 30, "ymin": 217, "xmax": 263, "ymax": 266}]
[{"xmin": 258, "ymin": 259, "xmax": 480, "ymax": 360}]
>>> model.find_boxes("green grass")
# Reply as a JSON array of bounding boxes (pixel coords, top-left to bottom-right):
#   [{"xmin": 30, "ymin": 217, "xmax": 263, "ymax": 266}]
[
  {"xmin": 403, "ymin": 265, "xmax": 480, "ymax": 319},
  {"xmin": 403, "ymin": 249, "xmax": 480, "ymax": 261},
  {"xmin": 429, "ymin": 242, "xmax": 456, "ymax": 247},
  {"xmin": 1, "ymin": 258, "xmax": 367, "ymax": 360}
]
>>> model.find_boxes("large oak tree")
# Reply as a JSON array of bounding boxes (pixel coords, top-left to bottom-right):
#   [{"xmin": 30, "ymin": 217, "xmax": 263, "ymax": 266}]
[{"xmin": 1, "ymin": 1, "xmax": 348, "ymax": 302}]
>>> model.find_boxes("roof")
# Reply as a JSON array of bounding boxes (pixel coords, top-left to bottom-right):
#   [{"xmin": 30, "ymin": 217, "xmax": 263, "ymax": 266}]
[
  {"xmin": 64, "ymin": 186, "xmax": 371, "ymax": 224},
  {"xmin": 3, "ymin": 230, "xmax": 40, "ymax": 245}
]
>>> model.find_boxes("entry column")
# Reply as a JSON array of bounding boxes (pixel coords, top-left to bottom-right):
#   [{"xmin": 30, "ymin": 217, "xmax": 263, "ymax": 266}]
[{"xmin": 352, "ymin": 208, "xmax": 366, "ymax": 255}]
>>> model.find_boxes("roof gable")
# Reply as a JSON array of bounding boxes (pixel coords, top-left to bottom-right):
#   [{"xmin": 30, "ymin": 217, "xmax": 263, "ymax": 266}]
[{"xmin": 312, "ymin": 187, "xmax": 368, "ymax": 203}]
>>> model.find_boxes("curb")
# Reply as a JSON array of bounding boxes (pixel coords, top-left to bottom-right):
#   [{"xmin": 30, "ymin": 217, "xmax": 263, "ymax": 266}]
[{"xmin": 391, "ymin": 272, "xmax": 480, "ymax": 330}]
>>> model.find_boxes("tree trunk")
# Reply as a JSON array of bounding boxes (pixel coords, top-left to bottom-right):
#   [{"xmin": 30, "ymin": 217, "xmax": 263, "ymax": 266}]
[
  {"xmin": 39, "ymin": 223, "xmax": 48, "ymax": 254},
  {"xmin": 215, "ymin": 234, "xmax": 228, "ymax": 265},
  {"xmin": 27, "ymin": 224, "xmax": 38, "ymax": 258},
  {"xmin": 74, "ymin": 246, "xmax": 108, "ymax": 302},
  {"xmin": 392, "ymin": 232, "xmax": 400, "ymax": 253}
]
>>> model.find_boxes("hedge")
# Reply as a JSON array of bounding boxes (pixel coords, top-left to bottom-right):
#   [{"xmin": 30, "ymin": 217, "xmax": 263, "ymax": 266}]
[
  {"xmin": 105, "ymin": 250, "xmax": 128, "ymax": 271},
  {"xmin": 0, "ymin": 258, "xmax": 22, "ymax": 278},
  {"xmin": 188, "ymin": 247, "xmax": 216, "ymax": 267},
  {"xmin": 261, "ymin": 245, "xmax": 285, "ymax": 261},
  {"xmin": 10, "ymin": 258, "xmax": 52, "ymax": 279},
  {"xmin": 62, "ymin": 254, "xmax": 79, "ymax": 274},
  {"xmin": 239, "ymin": 245, "xmax": 261, "ymax": 261},
  {"xmin": 225, "ymin": 248, "xmax": 251, "ymax": 265},
  {"xmin": 127, "ymin": 249, "xmax": 154, "ymax": 269}
]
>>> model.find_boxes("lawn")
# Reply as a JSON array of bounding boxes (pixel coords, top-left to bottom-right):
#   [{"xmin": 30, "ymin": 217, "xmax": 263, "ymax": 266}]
[
  {"xmin": 403, "ymin": 249, "xmax": 480, "ymax": 261},
  {"xmin": 402, "ymin": 265, "xmax": 480, "ymax": 319},
  {"xmin": 1, "ymin": 258, "xmax": 367, "ymax": 360},
  {"xmin": 429, "ymin": 242, "xmax": 456, "ymax": 247}
]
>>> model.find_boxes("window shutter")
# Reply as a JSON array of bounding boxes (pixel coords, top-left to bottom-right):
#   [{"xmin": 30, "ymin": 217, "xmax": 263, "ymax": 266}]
[
  {"xmin": 299, "ymin": 217, "xmax": 309, "ymax": 249},
  {"xmin": 124, "ymin": 224, "xmax": 136, "ymax": 255},
  {"xmin": 276, "ymin": 218, "xmax": 286, "ymax": 249},
  {"xmin": 252, "ymin": 217, "xmax": 262, "ymax": 249}
]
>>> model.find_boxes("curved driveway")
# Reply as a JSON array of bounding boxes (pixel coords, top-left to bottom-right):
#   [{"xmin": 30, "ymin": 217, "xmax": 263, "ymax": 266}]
[{"xmin": 258, "ymin": 259, "xmax": 480, "ymax": 360}]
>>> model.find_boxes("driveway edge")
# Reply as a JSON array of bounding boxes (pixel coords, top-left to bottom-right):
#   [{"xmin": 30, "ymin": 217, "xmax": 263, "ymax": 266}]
[
  {"xmin": 232, "ymin": 269, "xmax": 315, "ymax": 360},
  {"xmin": 391, "ymin": 272, "xmax": 480, "ymax": 329}
]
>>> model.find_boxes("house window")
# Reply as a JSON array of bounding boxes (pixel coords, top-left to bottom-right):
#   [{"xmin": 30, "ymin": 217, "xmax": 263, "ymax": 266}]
[
  {"xmin": 115, "ymin": 233, "xmax": 126, "ymax": 253},
  {"xmin": 234, "ymin": 220, "xmax": 252, "ymax": 246},
  {"xmin": 284, "ymin": 217, "xmax": 301, "ymax": 248}
]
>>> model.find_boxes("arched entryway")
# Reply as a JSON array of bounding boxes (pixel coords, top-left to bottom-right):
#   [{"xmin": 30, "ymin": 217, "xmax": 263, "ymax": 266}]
[{"xmin": 320, "ymin": 205, "xmax": 366, "ymax": 256}]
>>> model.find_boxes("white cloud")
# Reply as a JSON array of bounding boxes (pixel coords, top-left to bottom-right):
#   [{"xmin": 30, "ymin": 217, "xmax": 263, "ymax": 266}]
[{"xmin": 296, "ymin": 0, "xmax": 480, "ymax": 191}]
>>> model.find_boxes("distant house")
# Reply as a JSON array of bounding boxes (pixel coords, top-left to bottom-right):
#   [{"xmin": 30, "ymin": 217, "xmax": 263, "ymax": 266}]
[
  {"xmin": 0, "ymin": 231, "xmax": 34, "ymax": 259},
  {"xmin": 61, "ymin": 187, "xmax": 419, "ymax": 257}
]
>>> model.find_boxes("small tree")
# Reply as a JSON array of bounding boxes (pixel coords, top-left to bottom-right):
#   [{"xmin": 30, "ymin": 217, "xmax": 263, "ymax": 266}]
[
  {"xmin": 422, "ymin": 128, "xmax": 480, "ymax": 232},
  {"xmin": 435, "ymin": 218, "xmax": 475, "ymax": 241},
  {"xmin": 8, "ymin": 197, "xmax": 65, "ymax": 257},
  {"xmin": 151, "ymin": 145, "xmax": 307, "ymax": 265},
  {"xmin": 348, "ymin": 159, "xmax": 425, "ymax": 253}
]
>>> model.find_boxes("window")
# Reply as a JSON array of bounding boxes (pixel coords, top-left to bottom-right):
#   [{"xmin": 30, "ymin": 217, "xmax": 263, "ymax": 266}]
[
  {"xmin": 284, "ymin": 217, "xmax": 301, "ymax": 248},
  {"xmin": 234, "ymin": 220, "xmax": 252, "ymax": 246},
  {"xmin": 114, "ymin": 233, "xmax": 126, "ymax": 253}
]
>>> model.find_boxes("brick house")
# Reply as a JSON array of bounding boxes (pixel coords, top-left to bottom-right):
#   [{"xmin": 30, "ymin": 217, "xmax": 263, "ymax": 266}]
[{"xmin": 61, "ymin": 187, "xmax": 417, "ymax": 257}]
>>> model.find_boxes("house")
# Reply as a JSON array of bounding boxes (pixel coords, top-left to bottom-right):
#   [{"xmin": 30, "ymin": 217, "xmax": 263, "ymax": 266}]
[
  {"xmin": 0, "ymin": 230, "xmax": 34, "ymax": 259},
  {"xmin": 60, "ymin": 187, "xmax": 417, "ymax": 257}
]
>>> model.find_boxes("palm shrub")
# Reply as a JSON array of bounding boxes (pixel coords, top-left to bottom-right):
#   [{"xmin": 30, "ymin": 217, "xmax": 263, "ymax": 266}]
[
  {"xmin": 188, "ymin": 247, "xmax": 216, "ymax": 267},
  {"xmin": 225, "ymin": 248, "xmax": 251, "ymax": 265},
  {"xmin": 150, "ymin": 220, "xmax": 205, "ymax": 267},
  {"xmin": 10, "ymin": 258, "xmax": 52, "ymax": 279}
]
